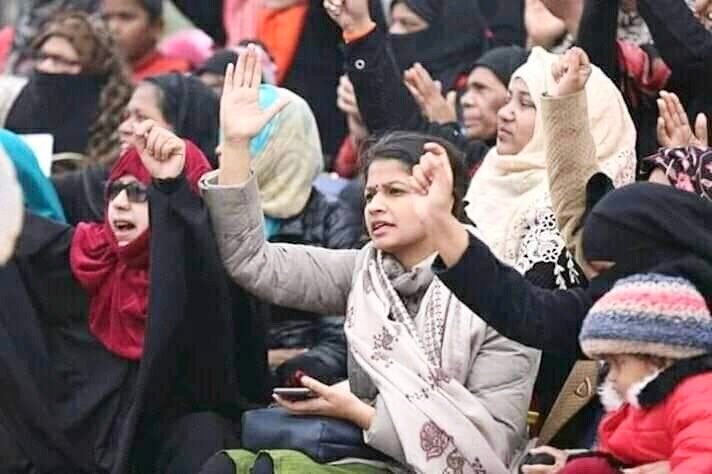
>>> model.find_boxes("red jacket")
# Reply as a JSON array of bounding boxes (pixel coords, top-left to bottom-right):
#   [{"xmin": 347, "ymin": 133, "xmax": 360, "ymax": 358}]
[{"xmin": 598, "ymin": 363, "xmax": 712, "ymax": 473}]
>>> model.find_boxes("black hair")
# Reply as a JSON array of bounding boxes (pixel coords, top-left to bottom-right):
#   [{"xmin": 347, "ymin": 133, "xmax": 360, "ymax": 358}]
[
  {"xmin": 138, "ymin": 0, "xmax": 163, "ymax": 22},
  {"xmin": 360, "ymin": 131, "xmax": 469, "ymax": 221}
]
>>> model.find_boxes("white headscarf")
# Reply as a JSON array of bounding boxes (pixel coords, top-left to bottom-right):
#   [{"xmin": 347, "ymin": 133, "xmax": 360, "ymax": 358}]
[
  {"xmin": 465, "ymin": 47, "xmax": 636, "ymax": 269},
  {"xmin": 0, "ymin": 144, "xmax": 23, "ymax": 264}
]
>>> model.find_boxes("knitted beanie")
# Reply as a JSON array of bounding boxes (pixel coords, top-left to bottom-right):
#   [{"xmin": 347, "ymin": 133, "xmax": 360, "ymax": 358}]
[{"xmin": 580, "ymin": 273, "xmax": 712, "ymax": 360}]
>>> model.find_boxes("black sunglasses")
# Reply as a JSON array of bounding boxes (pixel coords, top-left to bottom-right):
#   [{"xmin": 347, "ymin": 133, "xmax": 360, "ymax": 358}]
[{"xmin": 106, "ymin": 181, "xmax": 148, "ymax": 203}]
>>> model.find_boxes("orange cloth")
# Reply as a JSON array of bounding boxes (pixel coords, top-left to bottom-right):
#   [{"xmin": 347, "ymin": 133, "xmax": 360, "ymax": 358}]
[
  {"xmin": 257, "ymin": 3, "xmax": 308, "ymax": 85},
  {"xmin": 132, "ymin": 51, "xmax": 191, "ymax": 83}
]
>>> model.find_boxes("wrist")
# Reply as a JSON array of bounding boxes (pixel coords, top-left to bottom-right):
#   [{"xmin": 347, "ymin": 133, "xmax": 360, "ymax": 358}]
[
  {"xmin": 343, "ymin": 19, "xmax": 376, "ymax": 43},
  {"xmin": 350, "ymin": 399, "xmax": 375, "ymax": 430}
]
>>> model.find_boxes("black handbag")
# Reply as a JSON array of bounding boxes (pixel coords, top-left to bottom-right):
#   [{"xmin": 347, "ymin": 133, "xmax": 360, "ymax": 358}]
[{"xmin": 241, "ymin": 407, "xmax": 391, "ymax": 464}]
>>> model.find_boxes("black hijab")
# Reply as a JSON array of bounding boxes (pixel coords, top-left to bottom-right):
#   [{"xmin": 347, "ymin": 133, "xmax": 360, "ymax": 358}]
[
  {"xmin": 583, "ymin": 182, "xmax": 712, "ymax": 298},
  {"xmin": 6, "ymin": 72, "xmax": 102, "ymax": 155},
  {"xmin": 144, "ymin": 73, "xmax": 219, "ymax": 168},
  {"xmin": 389, "ymin": 0, "xmax": 489, "ymax": 91}
]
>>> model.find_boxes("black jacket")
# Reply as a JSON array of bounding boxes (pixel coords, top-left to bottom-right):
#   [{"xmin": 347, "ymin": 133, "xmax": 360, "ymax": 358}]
[
  {"xmin": 264, "ymin": 187, "xmax": 364, "ymax": 386},
  {"xmin": 435, "ymin": 234, "xmax": 593, "ymax": 359},
  {"xmin": 0, "ymin": 177, "xmax": 268, "ymax": 473},
  {"xmin": 577, "ymin": 0, "xmax": 712, "ymax": 159},
  {"xmin": 345, "ymin": 27, "xmax": 491, "ymax": 172},
  {"xmin": 52, "ymin": 164, "xmax": 109, "ymax": 225}
]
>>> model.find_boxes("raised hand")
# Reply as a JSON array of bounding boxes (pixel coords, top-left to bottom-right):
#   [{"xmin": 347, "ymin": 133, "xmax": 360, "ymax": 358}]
[
  {"xmin": 337, "ymin": 74, "xmax": 360, "ymax": 117},
  {"xmin": 550, "ymin": 47, "xmax": 592, "ymax": 97},
  {"xmin": 323, "ymin": 0, "xmax": 374, "ymax": 35},
  {"xmin": 409, "ymin": 142, "xmax": 455, "ymax": 224},
  {"xmin": 220, "ymin": 44, "xmax": 289, "ymax": 146},
  {"xmin": 131, "ymin": 119, "xmax": 186, "ymax": 180},
  {"xmin": 656, "ymin": 90, "xmax": 708, "ymax": 148},
  {"xmin": 404, "ymin": 63, "xmax": 457, "ymax": 125},
  {"xmin": 337, "ymin": 75, "xmax": 368, "ymax": 141}
]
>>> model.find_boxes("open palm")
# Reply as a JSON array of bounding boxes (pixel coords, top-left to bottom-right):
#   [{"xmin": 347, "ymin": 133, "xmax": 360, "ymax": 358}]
[{"xmin": 220, "ymin": 44, "xmax": 289, "ymax": 144}]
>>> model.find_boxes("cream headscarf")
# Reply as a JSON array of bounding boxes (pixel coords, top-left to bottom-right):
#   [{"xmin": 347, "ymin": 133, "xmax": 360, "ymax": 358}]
[
  {"xmin": 465, "ymin": 47, "xmax": 636, "ymax": 270},
  {"xmin": 0, "ymin": 145, "xmax": 23, "ymax": 264},
  {"xmin": 248, "ymin": 84, "xmax": 324, "ymax": 219}
]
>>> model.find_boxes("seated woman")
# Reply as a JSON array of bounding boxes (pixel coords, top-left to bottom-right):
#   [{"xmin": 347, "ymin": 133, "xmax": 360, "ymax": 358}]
[
  {"xmin": 52, "ymin": 72, "xmax": 219, "ymax": 225},
  {"xmin": 0, "ymin": 10, "xmax": 132, "ymax": 168},
  {"xmin": 462, "ymin": 46, "xmax": 635, "ymax": 446},
  {"xmin": 198, "ymin": 46, "xmax": 538, "ymax": 473},
  {"xmin": 0, "ymin": 125, "xmax": 268, "ymax": 473},
  {"xmin": 232, "ymin": 83, "xmax": 363, "ymax": 386}
]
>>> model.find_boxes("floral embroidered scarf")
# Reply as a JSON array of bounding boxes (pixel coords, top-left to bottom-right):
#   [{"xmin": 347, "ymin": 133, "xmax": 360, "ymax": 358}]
[{"xmin": 345, "ymin": 247, "xmax": 509, "ymax": 474}]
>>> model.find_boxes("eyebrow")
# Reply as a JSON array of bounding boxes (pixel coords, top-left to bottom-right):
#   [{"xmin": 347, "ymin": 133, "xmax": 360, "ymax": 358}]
[{"xmin": 364, "ymin": 180, "xmax": 410, "ymax": 191}]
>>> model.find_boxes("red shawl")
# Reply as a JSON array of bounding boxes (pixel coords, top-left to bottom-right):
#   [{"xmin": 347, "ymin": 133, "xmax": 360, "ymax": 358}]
[{"xmin": 70, "ymin": 141, "xmax": 211, "ymax": 360}]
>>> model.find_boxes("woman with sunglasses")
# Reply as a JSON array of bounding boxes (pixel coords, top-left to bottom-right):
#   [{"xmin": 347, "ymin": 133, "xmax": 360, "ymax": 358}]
[{"xmin": 0, "ymin": 124, "xmax": 269, "ymax": 473}]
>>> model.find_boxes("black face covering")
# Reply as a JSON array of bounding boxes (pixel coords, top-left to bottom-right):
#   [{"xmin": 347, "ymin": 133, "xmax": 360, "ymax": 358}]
[
  {"xmin": 582, "ymin": 182, "xmax": 712, "ymax": 298},
  {"xmin": 388, "ymin": 0, "xmax": 489, "ymax": 91},
  {"xmin": 145, "ymin": 74, "xmax": 219, "ymax": 168},
  {"xmin": 6, "ymin": 72, "xmax": 103, "ymax": 155}
]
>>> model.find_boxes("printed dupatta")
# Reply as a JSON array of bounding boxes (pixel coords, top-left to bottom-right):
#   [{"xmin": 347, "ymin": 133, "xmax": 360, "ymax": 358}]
[{"xmin": 345, "ymin": 248, "xmax": 508, "ymax": 474}]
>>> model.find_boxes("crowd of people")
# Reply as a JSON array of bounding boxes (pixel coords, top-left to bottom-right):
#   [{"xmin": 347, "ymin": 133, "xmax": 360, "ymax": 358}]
[{"xmin": 0, "ymin": 0, "xmax": 711, "ymax": 472}]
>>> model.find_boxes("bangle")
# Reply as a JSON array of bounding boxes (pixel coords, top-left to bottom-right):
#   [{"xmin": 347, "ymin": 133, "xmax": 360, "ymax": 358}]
[{"xmin": 343, "ymin": 21, "xmax": 376, "ymax": 43}]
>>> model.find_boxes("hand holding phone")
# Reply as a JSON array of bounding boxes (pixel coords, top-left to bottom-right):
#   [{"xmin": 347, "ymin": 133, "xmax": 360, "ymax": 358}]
[{"xmin": 273, "ymin": 387, "xmax": 315, "ymax": 401}]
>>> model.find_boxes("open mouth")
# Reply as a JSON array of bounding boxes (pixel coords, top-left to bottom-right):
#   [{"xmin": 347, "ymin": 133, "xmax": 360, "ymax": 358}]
[{"xmin": 113, "ymin": 219, "xmax": 136, "ymax": 233}]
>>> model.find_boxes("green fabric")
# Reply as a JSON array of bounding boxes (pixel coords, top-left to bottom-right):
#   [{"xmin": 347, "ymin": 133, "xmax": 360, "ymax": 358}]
[{"xmin": 225, "ymin": 449, "xmax": 390, "ymax": 474}]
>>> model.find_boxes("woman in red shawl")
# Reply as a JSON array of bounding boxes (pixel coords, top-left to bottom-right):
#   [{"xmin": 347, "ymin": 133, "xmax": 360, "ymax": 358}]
[{"xmin": 0, "ymin": 124, "xmax": 269, "ymax": 473}]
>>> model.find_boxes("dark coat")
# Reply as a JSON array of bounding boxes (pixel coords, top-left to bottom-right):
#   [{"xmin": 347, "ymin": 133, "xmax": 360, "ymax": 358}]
[
  {"xmin": 52, "ymin": 163, "xmax": 109, "ymax": 225},
  {"xmin": 345, "ymin": 27, "xmax": 491, "ymax": 172},
  {"xmin": 264, "ymin": 187, "xmax": 364, "ymax": 386},
  {"xmin": 577, "ymin": 0, "xmax": 712, "ymax": 160},
  {"xmin": 0, "ymin": 176, "xmax": 268, "ymax": 473}
]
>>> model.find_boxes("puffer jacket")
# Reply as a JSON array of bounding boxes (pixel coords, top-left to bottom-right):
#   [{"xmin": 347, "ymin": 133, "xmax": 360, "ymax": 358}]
[
  {"xmin": 264, "ymin": 186, "xmax": 364, "ymax": 386},
  {"xmin": 598, "ymin": 355, "xmax": 712, "ymax": 471}
]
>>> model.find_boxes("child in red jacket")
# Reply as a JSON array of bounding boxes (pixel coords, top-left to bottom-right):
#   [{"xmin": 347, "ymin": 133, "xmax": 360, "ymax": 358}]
[{"xmin": 526, "ymin": 271, "xmax": 712, "ymax": 473}]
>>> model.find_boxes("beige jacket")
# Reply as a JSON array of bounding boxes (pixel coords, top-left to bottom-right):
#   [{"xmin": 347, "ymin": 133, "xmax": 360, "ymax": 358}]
[
  {"xmin": 537, "ymin": 92, "xmax": 606, "ymax": 445},
  {"xmin": 201, "ymin": 173, "xmax": 538, "ymax": 467},
  {"xmin": 542, "ymin": 91, "xmax": 602, "ymax": 277}
]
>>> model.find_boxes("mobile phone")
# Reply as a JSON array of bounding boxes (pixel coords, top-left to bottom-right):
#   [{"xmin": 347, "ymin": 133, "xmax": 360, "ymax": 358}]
[{"xmin": 273, "ymin": 387, "xmax": 315, "ymax": 401}]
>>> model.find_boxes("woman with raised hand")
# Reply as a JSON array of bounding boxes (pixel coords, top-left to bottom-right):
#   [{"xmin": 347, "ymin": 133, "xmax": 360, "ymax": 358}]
[
  {"xmin": 198, "ymin": 45, "xmax": 539, "ymax": 473},
  {"xmin": 0, "ymin": 120, "xmax": 268, "ymax": 473}
]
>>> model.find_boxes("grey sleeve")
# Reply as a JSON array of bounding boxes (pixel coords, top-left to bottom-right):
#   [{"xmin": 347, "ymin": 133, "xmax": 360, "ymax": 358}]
[
  {"xmin": 201, "ymin": 172, "xmax": 359, "ymax": 316},
  {"xmin": 465, "ymin": 327, "xmax": 540, "ymax": 464}
]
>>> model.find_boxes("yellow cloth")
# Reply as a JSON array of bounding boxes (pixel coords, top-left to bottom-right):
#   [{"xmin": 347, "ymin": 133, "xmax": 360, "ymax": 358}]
[
  {"xmin": 465, "ymin": 47, "xmax": 636, "ymax": 266},
  {"xmin": 252, "ymin": 86, "xmax": 324, "ymax": 219}
]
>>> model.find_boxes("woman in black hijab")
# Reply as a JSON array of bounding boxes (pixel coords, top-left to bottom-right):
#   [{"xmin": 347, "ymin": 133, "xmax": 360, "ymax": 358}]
[
  {"xmin": 143, "ymin": 73, "xmax": 220, "ymax": 168},
  {"xmin": 388, "ymin": 0, "xmax": 489, "ymax": 91},
  {"xmin": 434, "ymin": 181, "xmax": 712, "ymax": 357},
  {"xmin": 52, "ymin": 72, "xmax": 220, "ymax": 225}
]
